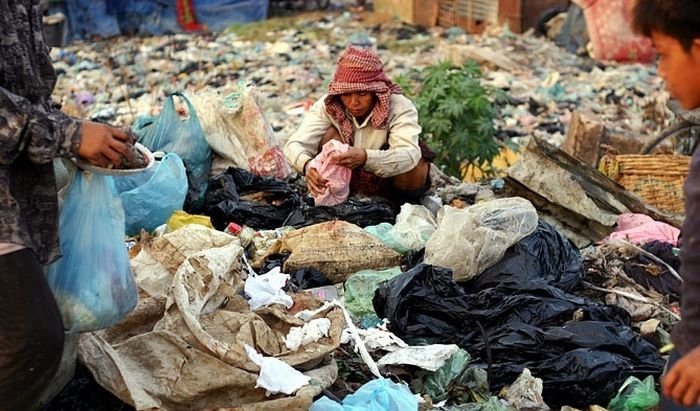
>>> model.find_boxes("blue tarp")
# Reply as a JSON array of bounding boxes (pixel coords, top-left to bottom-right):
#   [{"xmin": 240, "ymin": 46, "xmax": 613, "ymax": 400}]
[{"xmin": 52, "ymin": 0, "xmax": 269, "ymax": 41}]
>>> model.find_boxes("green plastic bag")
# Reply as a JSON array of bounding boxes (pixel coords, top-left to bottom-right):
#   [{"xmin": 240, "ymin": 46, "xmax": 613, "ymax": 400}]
[
  {"xmin": 344, "ymin": 267, "xmax": 403, "ymax": 317},
  {"xmin": 607, "ymin": 376, "xmax": 659, "ymax": 411},
  {"xmin": 423, "ymin": 349, "xmax": 471, "ymax": 402}
]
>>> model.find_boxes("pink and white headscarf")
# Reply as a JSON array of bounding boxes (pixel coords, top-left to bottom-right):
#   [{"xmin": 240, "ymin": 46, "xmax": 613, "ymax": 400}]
[{"xmin": 325, "ymin": 46, "xmax": 403, "ymax": 145}]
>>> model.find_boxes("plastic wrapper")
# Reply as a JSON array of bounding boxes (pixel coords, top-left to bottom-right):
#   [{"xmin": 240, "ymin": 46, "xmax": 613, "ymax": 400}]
[
  {"xmin": 344, "ymin": 267, "xmax": 403, "ymax": 318},
  {"xmin": 310, "ymin": 378, "xmax": 418, "ymax": 411},
  {"xmin": 307, "ymin": 140, "xmax": 351, "ymax": 206}
]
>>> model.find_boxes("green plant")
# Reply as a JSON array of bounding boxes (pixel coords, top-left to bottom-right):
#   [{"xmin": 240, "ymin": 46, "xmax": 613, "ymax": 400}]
[{"xmin": 414, "ymin": 60, "xmax": 500, "ymax": 180}]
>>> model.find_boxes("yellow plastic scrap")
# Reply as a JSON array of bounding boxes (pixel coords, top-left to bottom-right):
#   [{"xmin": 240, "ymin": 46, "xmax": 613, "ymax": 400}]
[
  {"xmin": 462, "ymin": 146, "xmax": 520, "ymax": 183},
  {"xmin": 166, "ymin": 210, "xmax": 214, "ymax": 232}
]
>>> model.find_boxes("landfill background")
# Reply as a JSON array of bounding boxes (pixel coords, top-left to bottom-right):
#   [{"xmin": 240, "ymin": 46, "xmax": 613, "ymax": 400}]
[{"xmin": 39, "ymin": 0, "xmax": 693, "ymax": 410}]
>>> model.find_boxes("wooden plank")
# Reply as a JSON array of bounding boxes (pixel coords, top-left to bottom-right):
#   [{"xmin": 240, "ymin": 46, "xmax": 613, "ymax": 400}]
[
  {"xmin": 525, "ymin": 137, "xmax": 684, "ymax": 227},
  {"xmin": 561, "ymin": 110, "xmax": 605, "ymax": 167}
]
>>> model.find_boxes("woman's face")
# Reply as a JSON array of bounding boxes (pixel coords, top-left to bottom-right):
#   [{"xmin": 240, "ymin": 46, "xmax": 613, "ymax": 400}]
[{"xmin": 339, "ymin": 92, "xmax": 376, "ymax": 118}]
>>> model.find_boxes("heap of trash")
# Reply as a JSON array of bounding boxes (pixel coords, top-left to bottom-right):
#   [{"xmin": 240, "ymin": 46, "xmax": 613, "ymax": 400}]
[{"xmin": 42, "ymin": 5, "xmax": 688, "ymax": 411}]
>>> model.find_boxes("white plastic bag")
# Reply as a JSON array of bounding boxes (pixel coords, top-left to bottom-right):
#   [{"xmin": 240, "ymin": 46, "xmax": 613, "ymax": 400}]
[
  {"xmin": 244, "ymin": 267, "xmax": 293, "ymax": 311},
  {"xmin": 424, "ymin": 197, "xmax": 538, "ymax": 281}
]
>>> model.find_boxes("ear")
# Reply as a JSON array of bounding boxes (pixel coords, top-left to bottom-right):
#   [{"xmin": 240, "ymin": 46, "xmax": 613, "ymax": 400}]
[{"xmin": 692, "ymin": 38, "xmax": 700, "ymax": 59}]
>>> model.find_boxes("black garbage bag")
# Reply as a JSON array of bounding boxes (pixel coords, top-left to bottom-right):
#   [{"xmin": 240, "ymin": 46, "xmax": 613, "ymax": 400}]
[
  {"xmin": 183, "ymin": 165, "xmax": 204, "ymax": 214},
  {"xmin": 259, "ymin": 252, "xmax": 291, "ymax": 273},
  {"xmin": 401, "ymin": 248, "xmax": 425, "ymax": 271},
  {"xmin": 373, "ymin": 264, "xmax": 665, "ymax": 408},
  {"xmin": 464, "ymin": 220, "xmax": 583, "ymax": 292},
  {"xmin": 42, "ymin": 363, "xmax": 134, "ymax": 411},
  {"xmin": 203, "ymin": 168, "xmax": 301, "ymax": 230},
  {"xmin": 290, "ymin": 268, "xmax": 332, "ymax": 290},
  {"xmin": 477, "ymin": 322, "xmax": 664, "ymax": 406},
  {"xmin": 283, "ymin": 197, "xmax": 397, "ymax": 229},
  {"xmin": 260, "ymin": 253, "xmax": 331, "ymax": 290},
  {"xmin": 622, "ymin": 240, "xmax": 682, "ymax": 300}
]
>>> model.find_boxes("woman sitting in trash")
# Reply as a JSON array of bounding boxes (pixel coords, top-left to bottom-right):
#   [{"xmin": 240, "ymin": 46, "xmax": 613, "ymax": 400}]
[{"xmin": 283, "ymin": 45, "xmax": 434, "ymax": 204}]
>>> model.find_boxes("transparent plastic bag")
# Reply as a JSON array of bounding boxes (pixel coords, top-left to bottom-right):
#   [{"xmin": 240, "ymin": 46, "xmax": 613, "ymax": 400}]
[
  {"xmin": 424, "ymin": 197, "xmax": 538, "ymax": 281},
  {"xmin": 47, "ymin": 172, "xmax": 138, "ymax": 333}
]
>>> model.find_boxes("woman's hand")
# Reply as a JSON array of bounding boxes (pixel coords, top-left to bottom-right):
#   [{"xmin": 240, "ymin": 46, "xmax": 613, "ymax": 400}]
[
  {"xmin": 305, "ymin": 167, "xmax": 328, "ymax": 196},
  {"xmin": 332, "ymin": 147, "xmax": 366, "ymax": 169},
  {"xmin": 663, "ymin": 346, "xmax": 700, "ymax": 406},
  {"xmin": 78, "ymin": 121, "xmax": 134, "ymax": 168}
]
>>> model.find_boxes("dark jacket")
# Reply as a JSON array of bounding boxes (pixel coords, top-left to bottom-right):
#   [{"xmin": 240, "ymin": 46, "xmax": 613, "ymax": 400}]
[
  {"xmin": 0, "ymin": 0, "xmax": 82, "ymax": 264},
  {"xmin": 674, "ymin": 144, "xmax": 700, "ymax": 354}
]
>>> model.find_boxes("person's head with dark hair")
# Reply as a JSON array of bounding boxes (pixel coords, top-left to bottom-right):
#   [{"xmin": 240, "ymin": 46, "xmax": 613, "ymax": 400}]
[{"xmin": 633, "ymin": 0, "xmax": 700, "ymax": 109}]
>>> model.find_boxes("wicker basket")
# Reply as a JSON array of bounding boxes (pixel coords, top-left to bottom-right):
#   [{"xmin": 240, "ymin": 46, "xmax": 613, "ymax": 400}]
[
  {"xmin": 598, "ymin": 154, "xmax": 691, "ymax": 215},
  {"xmin": 438, "ymin": 0, "xmax": 499, "ymax": 33}
]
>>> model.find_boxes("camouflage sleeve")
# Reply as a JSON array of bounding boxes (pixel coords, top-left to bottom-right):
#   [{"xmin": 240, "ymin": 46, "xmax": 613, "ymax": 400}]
[{"xmin": 0, "ymin": 85, "xmax": 82, "ymax": 165}]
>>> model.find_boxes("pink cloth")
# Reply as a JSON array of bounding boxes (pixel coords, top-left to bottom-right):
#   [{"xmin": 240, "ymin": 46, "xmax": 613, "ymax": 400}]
[
  {"xmin": 573, "ymin": 0, "xmax": 654, "ymax": 63},
  {"xmin": 308, "ymin": 140, "xmax": 352, "ymax": 206},
  {"xmin": 604, "ymin": 213, "xmax": 680, "ymax": 246}
]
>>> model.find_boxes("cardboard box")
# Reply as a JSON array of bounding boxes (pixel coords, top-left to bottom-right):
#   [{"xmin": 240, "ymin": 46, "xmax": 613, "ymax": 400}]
[{"xmin": 374, "ymin": 0, "xmax": 439, "ymax": 27}]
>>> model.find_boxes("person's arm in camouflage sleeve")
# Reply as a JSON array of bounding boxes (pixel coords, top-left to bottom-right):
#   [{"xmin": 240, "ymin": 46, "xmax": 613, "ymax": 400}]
[
  {"xmin": 0, "ymin": 85, "xmax": 82, "ymax": 165},
  {"xmin": 0, "ymin": 85, "xmax": 136, "ymax": 168}
]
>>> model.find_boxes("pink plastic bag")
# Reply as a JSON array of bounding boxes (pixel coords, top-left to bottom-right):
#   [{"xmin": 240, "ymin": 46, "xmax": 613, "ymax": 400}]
[
  {"xmin": 307, "ymin": 140, "xmax": 352, "ymax": 206},
  {"xmin": 604, "ymin": 213, "xmax": 680, "ymax": 245},
  {"xmin": 573, "ymin": 0, "xmax": 654, "ymax": 63}
]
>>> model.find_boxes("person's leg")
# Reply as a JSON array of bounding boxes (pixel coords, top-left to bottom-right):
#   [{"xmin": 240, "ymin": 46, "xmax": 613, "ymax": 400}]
[
  {"xmin": 0, "ymin": 248, "xmax": 64, "ymax": 411},
  {"xmin": 391, "ymin": 158, "xmax": 430, "ymax": 192},
  {"xmin": 660, "ymin": 350, "xmax": 700, "ymax": 411},
  {"xmin": 317, "ymin": 126, "xmax": 342, "ymax": 152}
]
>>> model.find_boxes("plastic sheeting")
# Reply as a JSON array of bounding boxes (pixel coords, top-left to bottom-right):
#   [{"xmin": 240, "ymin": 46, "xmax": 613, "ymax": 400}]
[{"xmin": 373, "ymin": 264, "xmax": 665, "ymax": 408}]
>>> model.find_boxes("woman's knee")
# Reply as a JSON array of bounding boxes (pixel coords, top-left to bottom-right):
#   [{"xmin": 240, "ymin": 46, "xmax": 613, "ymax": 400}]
[
  {"xmin": 318, "ymin": 126, "xmax": 342, "ymax": 151},
  {"xmin": 392, "ymin": 159, "xmax": 430, "ymax": 192}
]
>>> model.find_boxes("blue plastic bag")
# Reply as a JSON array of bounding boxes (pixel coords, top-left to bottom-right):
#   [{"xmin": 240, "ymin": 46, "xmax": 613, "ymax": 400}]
[
  {"xmin": 134, "ymin": 92, "xmax": 211, "ymax": 204},
  {"xmin": 47, "ymin": 172, "xmax": 138, "ymax": 333},
  {"xmin": 115, "ymin": 153, "xmax": 188, "ymax": 236},
  {"xmin": 310, "ymin": 378, "xmax": 418, "ymax": 411}
]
